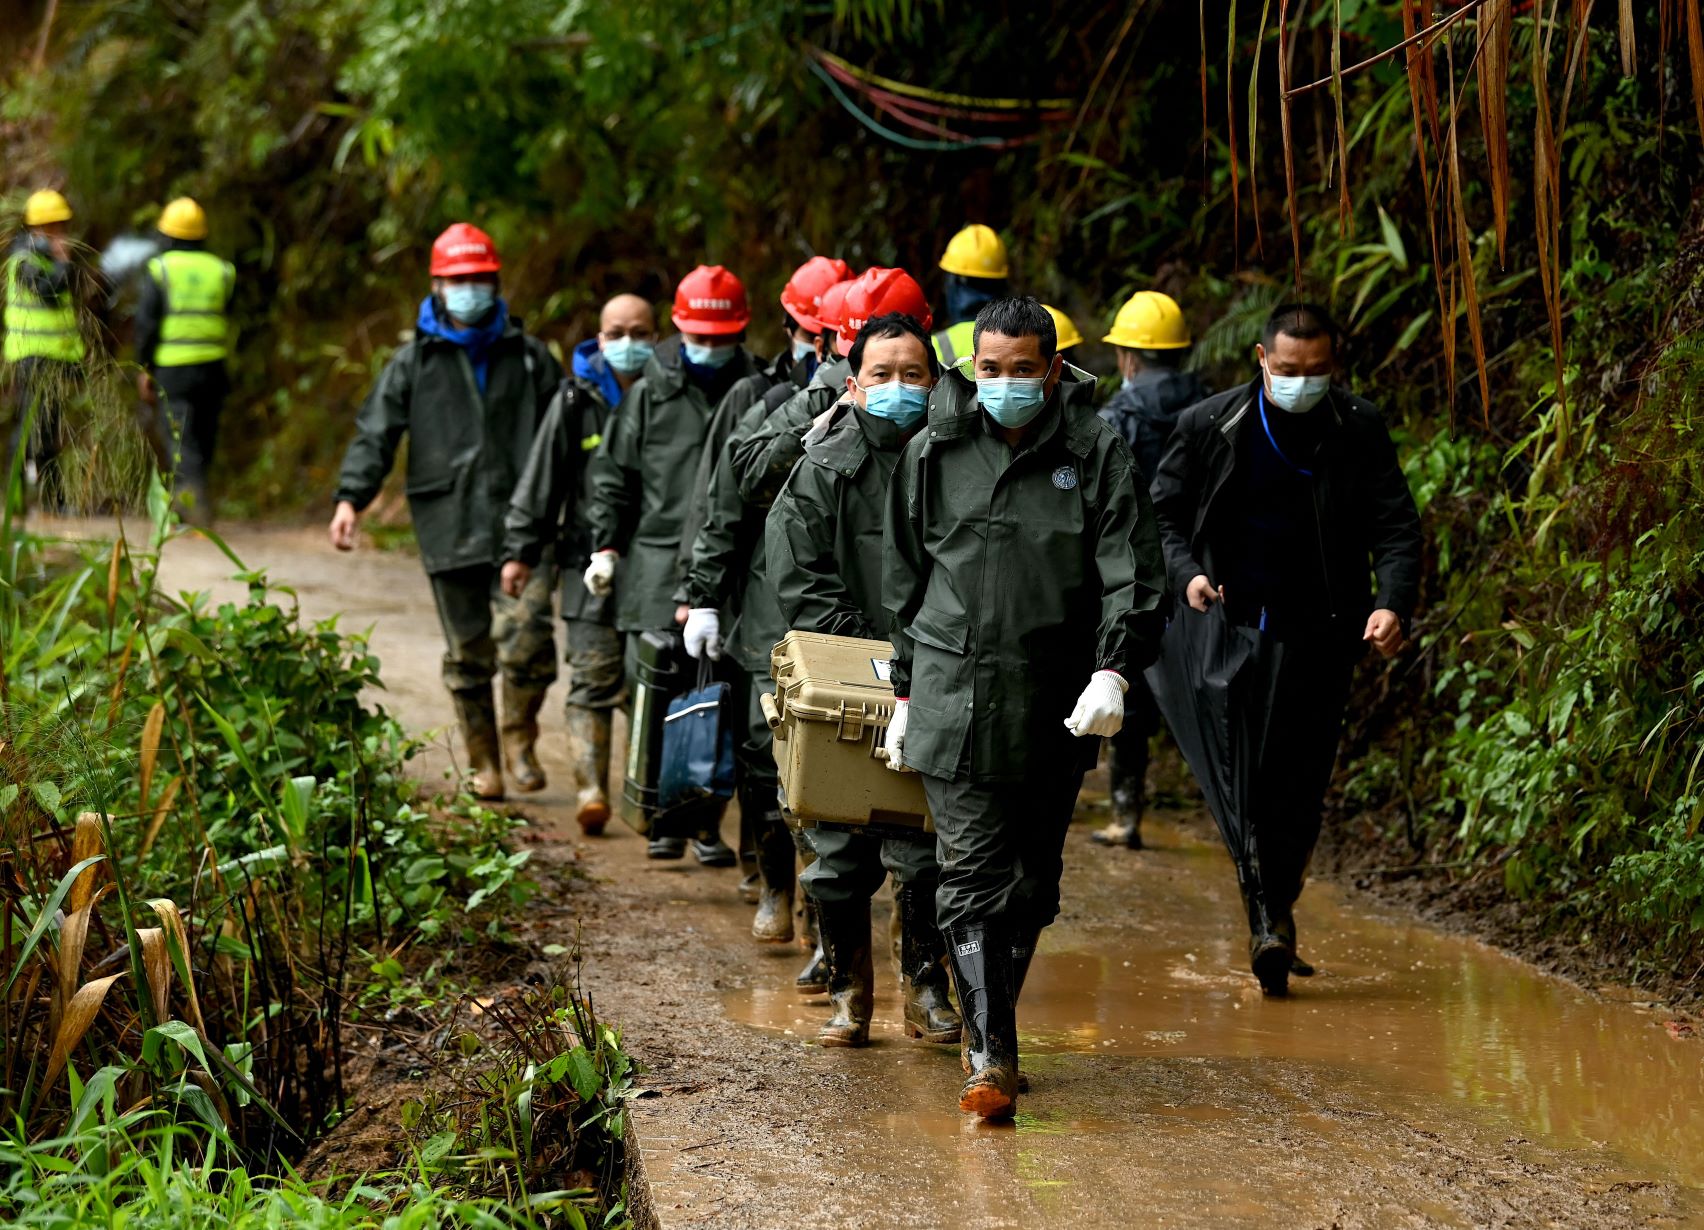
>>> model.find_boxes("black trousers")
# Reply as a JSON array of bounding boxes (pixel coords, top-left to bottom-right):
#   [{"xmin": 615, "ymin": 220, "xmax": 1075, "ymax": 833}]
[
  {"xmin": 1246, "ymin": 637, "xmax": 1354, "ymax": 917},
  {"xmin": 921, "ymin": 768, "xmax": 1087, "ymax": 933},
  {"xmin": 7, "ymin": 356, "xmax": 76, "ymax": 509},
  {"xmin": 153, "ymin": 362, "xmax": 228, "ymax": 510}
]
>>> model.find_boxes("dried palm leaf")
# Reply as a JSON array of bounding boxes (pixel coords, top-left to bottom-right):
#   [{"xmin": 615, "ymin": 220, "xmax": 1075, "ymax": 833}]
[
  {"xmin": 44, "ymin": 971, "xmax": 126, "ymax": 1090},
  {"xmin": 1478, "ymin": 0, "xmax": 1512, "ymax": 266}
]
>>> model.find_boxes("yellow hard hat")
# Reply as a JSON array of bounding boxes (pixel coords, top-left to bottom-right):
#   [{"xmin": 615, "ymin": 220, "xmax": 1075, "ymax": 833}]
[
  {"xmin": 939, "ymin": 224, "xmax": 1010, "ymax": 280},
  {"xmin": 1103, "ymin": 290, "xmax": 1191, "ymax": 350},
  {"xmin": 24, "ymin": 190, "xmax": 72, "ymax": 227},
  {"xmin": 1043, "ymin": 304, "xmax": 1084, "ymax": 351},
  {"xmin": 158, "ymin": 197, "xmax": 208, "ymax": 241}
]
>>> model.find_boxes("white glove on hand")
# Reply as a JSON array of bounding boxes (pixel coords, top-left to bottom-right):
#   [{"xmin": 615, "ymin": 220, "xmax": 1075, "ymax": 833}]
[
  {"xmin": 1064, "ymin": 670, "xmax": 1128, "ymax": 738},
  {"xmin": 583, "ymin": 550, "xmax": 618, "ymax": 598},
  {"xmin": 883, "ymin": 699, "xmax": 910, "ymax": 772},
  {"xmin": 683, "ymin": 608, "xmax": 723, "ymax": 661}
]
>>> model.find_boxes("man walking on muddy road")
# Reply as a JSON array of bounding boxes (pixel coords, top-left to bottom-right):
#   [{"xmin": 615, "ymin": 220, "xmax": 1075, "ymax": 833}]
[
  {"xmin": 580, "ymin": 264, "xmax": 759, "ymax": 864},
  {"xmin": 329, "ymin": 222, "xmax": 563, "ymax": 802},
  {"xmin": 1148, "ymin": 301, "xmax": 1422, "ymax": 998},
  {"xmin": 500, "ymin": 292, "xmax": 657, "ymax": 836},
  {"xmin": 768, "ymin": 309, "xmax": 961, "ymax": 1052},
  {"xmin": 882, "ymin": 296, "xmax": 1167, "ymax": 1120}
]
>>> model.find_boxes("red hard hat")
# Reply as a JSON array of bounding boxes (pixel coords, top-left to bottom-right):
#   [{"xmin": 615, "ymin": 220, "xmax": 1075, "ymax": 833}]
[
  {"xmin": 430, "ymin": 222, "xmax": 502, "ymax": 276},
  {"xmin": 779, "ymin": 256, "xmax": 853, "ymax": 334},
  {"xmin": 836, "ymin": 267, "xmax": 933, "ymax": 356},
  {"xmin": 672, "ymin": 264, "xmax": 751, "ymax": 336},
  {"xmin": 817, "ymin": 277, "xmax": 856, "ymax": 335}
]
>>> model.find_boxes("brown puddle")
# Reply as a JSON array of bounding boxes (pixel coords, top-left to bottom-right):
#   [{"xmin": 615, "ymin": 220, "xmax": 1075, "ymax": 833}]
[{"xmin": 725, "ymin": 814, "xmax": 1704, "ymax": 1212}]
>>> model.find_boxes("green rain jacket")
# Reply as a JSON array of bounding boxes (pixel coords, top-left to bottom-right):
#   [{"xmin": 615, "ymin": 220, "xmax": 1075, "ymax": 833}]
[
  {"xmin": 729, "ymin": 358, "xmax": 850, "ymax": 507},
  {"xmin": 682, "ymin": 359, "xmax": 848, "ymax": 670},
  {"xmin": 882, "ymin": 365, "xmax": 1167, "ymax": 783},
  {"xmin": 334, "ymin": 318, "xmax": 562, "ymax": 576},
  {"xmin": 502, "ymin": 374, "xmax": 615, "ymax": 620},
  {"xmin": 582, "ymin": 335, "xmax": 759, "ymax": 632},
  {"xmin": 768, "ymin": 403, "xmax": 910, "ymax": 639}
]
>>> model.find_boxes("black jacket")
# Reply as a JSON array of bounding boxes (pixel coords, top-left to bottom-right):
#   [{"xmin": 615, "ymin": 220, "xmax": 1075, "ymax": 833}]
[
  {"xmin": 1098, "ymin": 367, "xmax": 1208, "ymax": 483},
  {"xmin": 503, "ymin": 374, "xmax": 614, "ymax": 619},
  {"xmin": 334, "ymin": 318, "xmax": 562, "ymax": 575},
  {"xmin": 1149, "ymin": 379, "xmax": 1423, "ymax": 631}
]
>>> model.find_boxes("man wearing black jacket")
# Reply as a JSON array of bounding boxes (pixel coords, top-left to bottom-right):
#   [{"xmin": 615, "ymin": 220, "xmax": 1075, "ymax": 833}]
[{"xmin": 1148, "ymin": 302, "xmax": 1422, "ymax": 997}]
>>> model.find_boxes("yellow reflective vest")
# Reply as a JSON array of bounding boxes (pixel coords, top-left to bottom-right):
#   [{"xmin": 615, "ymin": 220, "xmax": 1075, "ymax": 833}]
[
  {"xmin": 147, "ymin": 249, "xmax": 235, "ymax": 367},
  {"xmin": 931, "ymin": 319, "xmax": 976, "ymax": 367},
  {"xmin": 4, "ymin": 250, "xmax": 85, "ymax": 364}
]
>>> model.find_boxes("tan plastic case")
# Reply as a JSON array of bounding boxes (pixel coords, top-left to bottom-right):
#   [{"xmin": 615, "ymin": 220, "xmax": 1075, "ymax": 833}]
[{"xmin": 763, "ymin": 630, "xmax": 932, "ymax": 834}]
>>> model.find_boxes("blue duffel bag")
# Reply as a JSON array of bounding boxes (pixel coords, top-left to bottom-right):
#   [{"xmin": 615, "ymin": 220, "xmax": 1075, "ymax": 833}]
[{"xmin": 658, "ymin": 662, "xmax": 736, "ymax": 810}]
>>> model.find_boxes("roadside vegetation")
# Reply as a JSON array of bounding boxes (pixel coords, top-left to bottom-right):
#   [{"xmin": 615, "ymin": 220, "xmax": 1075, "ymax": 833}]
[
  {"xmin": 0, "ymin": 471, "xmax": 638, "ymax": 1226},
  {"xmin": 1, "ymin": 0, "xmax": 1702, "ymax": 1217}
]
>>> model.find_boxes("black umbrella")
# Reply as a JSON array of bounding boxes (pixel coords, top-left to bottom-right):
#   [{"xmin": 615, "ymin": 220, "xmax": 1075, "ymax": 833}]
[{"xmin": 1144, "ymin": 602, "xmax": 1288, "ymax": 932}]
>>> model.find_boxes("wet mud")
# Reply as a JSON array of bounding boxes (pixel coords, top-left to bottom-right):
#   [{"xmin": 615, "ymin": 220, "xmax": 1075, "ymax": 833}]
[{"xmin": 144, "ymin": 525, "xmax": 1702, "ymax": 1229}]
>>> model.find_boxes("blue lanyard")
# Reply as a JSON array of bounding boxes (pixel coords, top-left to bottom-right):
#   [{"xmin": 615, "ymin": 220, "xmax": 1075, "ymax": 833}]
[{"xmin": 1257, "ymin": 387, "xmax": 1315, "ymax": 478}]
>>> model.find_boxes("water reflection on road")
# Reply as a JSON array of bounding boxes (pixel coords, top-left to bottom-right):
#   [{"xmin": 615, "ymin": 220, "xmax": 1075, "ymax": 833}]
[{"xmin": 726, "ymin": 815, "xmax": 1704, "ymax": 1209}]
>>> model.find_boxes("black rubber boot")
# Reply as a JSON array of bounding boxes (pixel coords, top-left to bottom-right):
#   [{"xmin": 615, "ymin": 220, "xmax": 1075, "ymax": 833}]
[
  {"xmin": 736, "ymin": 797, "xmax": 759, "ymax": 903},
  {"xmin": 946, "ymin": 922, "xmax": 1018, "ymax": 1119},
  {"xmin": 1007, "ymin": 927, "xmax": 1043, "ymax": 1092},
  {"xmin": 1273, "ymin": 909, "xmax": 1314, "ymax": 977},
  {"xmin": 1242, "ymin": 878, "xmax": 1293, "ymax": 997},
  {"xmin": 817, "ymin": 898, "xmax": 873, "ymax": 1047},
  {"xmin": 898, "ymin": 884, "xmax": 962, "ymax": 1044},
  {"xmin": 1093, "ymin": 733, "xmax": 1146, "ymax": 849},
  {"xmin": 751, "ymin": 803, "xmax": 796, "ymax": 943},
  {"xmin": 500, "ymin": 680, "xmax": 549, "ymax": 793},
  {"xmin": 796, "ymin": 898, "xmax": 829, "ymax": 996}
]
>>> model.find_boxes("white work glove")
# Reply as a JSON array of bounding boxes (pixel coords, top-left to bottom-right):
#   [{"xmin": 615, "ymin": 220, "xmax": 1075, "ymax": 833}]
[
  {"xmin": 1064, "ymin": 670, "xmax": 1128, "ymax": 738},
  {"xmin": 582, "ymin": 549, "xmax": 618, "ymax": 598},
  {"xmin": 883, "ymin": 699, "xmax": 910, "ymax": 772},
  {"xmin": 683, "ymin": 608, "xmax": 723, "ymax": 661}
]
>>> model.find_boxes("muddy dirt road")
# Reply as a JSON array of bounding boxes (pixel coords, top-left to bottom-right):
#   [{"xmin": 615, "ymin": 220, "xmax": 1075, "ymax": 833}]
[{"xmin": 146, "ymin": 524, "xmax": 1702, "ymax": 1229}]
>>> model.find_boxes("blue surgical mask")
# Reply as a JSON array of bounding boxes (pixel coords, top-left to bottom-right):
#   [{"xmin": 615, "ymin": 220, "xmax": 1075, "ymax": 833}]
[
  {"xmin": 442, "ymin": 282, "xmax": 496, "ymax": 323},
  {"xmin": 1265, "ymin": 369, "xmax": 1331, "ymax": 414},
  {"xmin": 792, "ymin": 338, "xmax": 818, "ymax": 363},
  {"xmin": 977, "ymin": 376, "xmax": 1048, "ymax": 428},
  {"xmin": 859, "ymin": 379, "xmax": 930, "ymax": 430},
  {"xmin": 602, "ymin": 337, "xmax": 654, "ymax": 374},
  {"xmin": 683, "ymin": 340, "xmax": 738, "ymax": 369}
]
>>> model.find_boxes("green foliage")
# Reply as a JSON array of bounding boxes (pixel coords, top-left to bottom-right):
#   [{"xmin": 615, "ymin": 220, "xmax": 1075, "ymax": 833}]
[
  {"xmin": 1, "ymin": 485, "xmax": 536, "ymax": 1153},
  {"xmin": 0, "ymin": 1111, "xmax": 567, "ymax": 1228},
  {"xmin": 399, "ymin": 972, "xmax": 637, "ymax": 1228}
]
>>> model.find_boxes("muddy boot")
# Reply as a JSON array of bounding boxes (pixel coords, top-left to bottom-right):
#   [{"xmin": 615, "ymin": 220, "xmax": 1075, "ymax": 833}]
[
  {"xmin": 750, "ymin": 809, "xmax": 796, "ymax": 943},
  {"xmin": 817, "ymin": 898, "xmax": 874, "ymax": 1047},
  {"xmin": 795, "ymin": 896, "xmax": 828, "ymax": 995},
  {"xmin": 1273, "ymin": 909, "xmax": 1314, "ymax": 977},
  {"xmin": 899, "ymin": 884, "xmax": 961, "ymax": 1045},
  {"xmin": 736, "ymin": 800, "xmax": 759, "ymax": 902},
  {"xmin": 566, "ymin": 706, "xmax": 611, "ymax": 835},
  {"xmin": 1091, "ymin": 801, "xmax": 1144, "ymax": 850},
  {"xmin": 887, "ymin": 880, "xmax": 904, "ymax": 984},
  {"xmin": 1007, "ymin": 927, "xmax": 1042, "ymax": 1092},
  {"xmin": 947, "ymin": 922, "xmax": 1018, "ymax": 1119},
  {"xmin": 452, "ymin": 686, "xmax": 504, "ymax": 801},
  {"xmin": 501, "ymin": 681, "xmax": 548, "ymax": 794},
  {"xmin": 1242, "ymin": 880, "xmax": 1293, "ymax": 998}
]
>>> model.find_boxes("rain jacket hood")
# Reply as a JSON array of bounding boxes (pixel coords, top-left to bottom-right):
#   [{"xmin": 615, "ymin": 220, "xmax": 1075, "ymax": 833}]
[{"xmin": 417, "ymin": 294, "xmax": 510, "ymax": 394}]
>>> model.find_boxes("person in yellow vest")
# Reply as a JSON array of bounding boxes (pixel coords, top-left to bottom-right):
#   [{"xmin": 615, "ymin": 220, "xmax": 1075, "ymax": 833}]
[
  {"xmin": 134, "ymin": 197, "xmax": 235, "ymax": 525},
  {"xmin": 931, "ymin": 224, "xmax": 1009, "ymax": 367},
  {"xmin": 4, "ymin": 190, "xmax": 86, "ymax": 511}
]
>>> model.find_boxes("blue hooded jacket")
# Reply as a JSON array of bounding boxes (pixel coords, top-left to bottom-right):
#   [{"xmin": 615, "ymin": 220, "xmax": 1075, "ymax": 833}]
[
  {"xmin": 416, "ymin": 295, "xmax": 510, "ymax": 394},
  {"xmin": 572, "ymin": 337, "xmax": 625, "ymax": 408}
]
